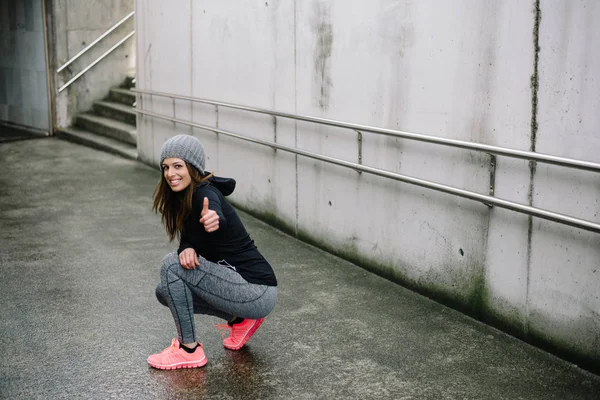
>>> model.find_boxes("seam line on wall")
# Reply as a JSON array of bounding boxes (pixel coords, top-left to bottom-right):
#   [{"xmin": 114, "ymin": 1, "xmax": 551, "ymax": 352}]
[
  {"xmin": 294, "ymin": 0, "xmax": 299, "ymax": 237},
  {"xmin": 525, "ymin": 0, "xmax": 541, "ymax": 337}
]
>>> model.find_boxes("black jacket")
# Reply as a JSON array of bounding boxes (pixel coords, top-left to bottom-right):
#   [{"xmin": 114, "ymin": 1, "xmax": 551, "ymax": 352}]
[{"xmin": 178, "ymin": 176, "xmax": 277, "ymax": 286}]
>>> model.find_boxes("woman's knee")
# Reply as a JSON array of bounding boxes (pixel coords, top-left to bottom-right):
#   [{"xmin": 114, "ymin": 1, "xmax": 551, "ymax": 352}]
[
  {"xmin": 157, "ymin": 252, "xmax": 181, "ymax": 300},
  {"xmin": 155, "ymin": 283, "xmax": 168, "ymax": 307},
  {"xmin": 161, "ymin": 251, "xmax": 180, "ymax": 267},
  {"xmin": 160, "ymin": 252, "xmax": 180, "ymax": 275}
]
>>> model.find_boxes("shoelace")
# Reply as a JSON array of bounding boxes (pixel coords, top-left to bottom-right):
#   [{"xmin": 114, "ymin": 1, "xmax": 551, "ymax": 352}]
[
  {"xmin": 157, "ymin": 338, "xmax": 180, "ymax": 355},
  {"xmin": 215, "ymin": 323, "xmax": 232, "ymax": 340},
  {"xmin": 168, "ymin": 338, "xmax": 180, "ymax": 352}
]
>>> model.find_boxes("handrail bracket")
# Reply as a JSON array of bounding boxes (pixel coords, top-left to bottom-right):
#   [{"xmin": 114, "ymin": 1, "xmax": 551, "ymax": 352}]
[
  {"xmin": 485, "ymin": 154, "xmax": 497, "ymax": 208},
  {"xmin": 356, "ymin": 130, "xmax": 363, "ymax": 174}
]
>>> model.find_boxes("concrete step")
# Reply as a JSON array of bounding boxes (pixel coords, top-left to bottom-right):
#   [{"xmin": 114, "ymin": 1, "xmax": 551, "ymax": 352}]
[
  {"xmin": 124, "ymin": 75, "xmax": 136, "ymax": 89},
  {"xmin": 75, "ymin": 113, "xmax": 137, "ymax": 145},
  {"xmin": 57, "ymin": 127, "xmax": 137, "ymax": 160},
  {"xmin": 93, "ymin": 101, "xmax": 136, "ymax": 126},
  {"xmin": 109, "ymin": 87, "xmax": 136, "ymax": 106}
]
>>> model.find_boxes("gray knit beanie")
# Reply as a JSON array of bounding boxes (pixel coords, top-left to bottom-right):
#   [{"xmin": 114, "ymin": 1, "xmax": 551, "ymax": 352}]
[{"xmin": 159, "ymin": 134, "xmax": 206, "ymax": 175}]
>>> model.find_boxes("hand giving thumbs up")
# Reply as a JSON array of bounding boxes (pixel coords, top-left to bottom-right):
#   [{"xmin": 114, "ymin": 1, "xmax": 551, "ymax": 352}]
[{"xmin": 199, "ymin": 197, "xmax": 220, "ymax": 232}]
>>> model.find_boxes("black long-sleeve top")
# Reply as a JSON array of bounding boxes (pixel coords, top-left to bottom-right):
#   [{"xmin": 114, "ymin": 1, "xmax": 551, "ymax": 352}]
[{"xmin": 177, "ymin": 177, "xmax": 277, "ymax": 286}]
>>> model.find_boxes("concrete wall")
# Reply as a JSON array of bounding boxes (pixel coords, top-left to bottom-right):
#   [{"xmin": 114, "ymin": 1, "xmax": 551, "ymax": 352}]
[
  {"xmin": 0, "ymin": 0, "xmax": 51, "ymax": 132},
  {"xmin": 49, "ymin": 0, "xmax": 135, "ymax": 128},
  {"xmin": 136, "ymin": 0, "xmax": 600, "ymax": 370}
]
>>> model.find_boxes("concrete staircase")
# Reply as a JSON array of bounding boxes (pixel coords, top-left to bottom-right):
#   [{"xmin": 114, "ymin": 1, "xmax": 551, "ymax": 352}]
[{"xmin": 58, "ymin": 76, "xmax": 137, "ymax": 160}]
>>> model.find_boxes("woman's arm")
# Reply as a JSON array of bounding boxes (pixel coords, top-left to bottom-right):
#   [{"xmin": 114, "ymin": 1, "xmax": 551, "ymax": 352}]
[
  {"xmin": 177, "ymin": 234, "xmax": 193, "ymax": 255},
  {"xmin": 177, "ymin": 229, "xmax": 199, "ymax": 269}
]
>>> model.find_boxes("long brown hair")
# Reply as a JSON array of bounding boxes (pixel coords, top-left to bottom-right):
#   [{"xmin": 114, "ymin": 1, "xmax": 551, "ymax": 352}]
[{"xmin": 152, "ymin": 162, "xmax": 212, "ymax": 241}]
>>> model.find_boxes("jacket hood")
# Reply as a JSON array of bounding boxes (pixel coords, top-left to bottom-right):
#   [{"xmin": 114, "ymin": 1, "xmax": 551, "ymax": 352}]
[{"xmin": 202, "ymin": 175, "xmax": 236, "ymax": 196}]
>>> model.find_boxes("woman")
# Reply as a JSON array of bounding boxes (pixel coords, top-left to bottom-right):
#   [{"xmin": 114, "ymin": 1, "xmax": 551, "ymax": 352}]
[{"xmin": 148, "ymin": 134, "xmax": 277, "ymax": 370}]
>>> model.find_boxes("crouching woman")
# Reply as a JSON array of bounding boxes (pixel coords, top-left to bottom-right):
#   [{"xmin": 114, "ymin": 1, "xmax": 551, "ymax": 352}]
[{"xmin": 147, "ymin": 134, "xmax": 277, "ymax": 370}]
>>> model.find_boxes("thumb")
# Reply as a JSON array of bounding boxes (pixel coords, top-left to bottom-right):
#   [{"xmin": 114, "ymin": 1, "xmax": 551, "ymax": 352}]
[{"xmin": 201, "ymin": 197, "xmax": 209, "ymax": 215}]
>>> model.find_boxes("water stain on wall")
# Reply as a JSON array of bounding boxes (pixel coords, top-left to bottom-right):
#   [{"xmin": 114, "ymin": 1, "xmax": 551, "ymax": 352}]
[
  {"xmin": 312, "ymin": 2, "xmax": 333, "ymax": 110},
  {"xmin": 376, "ymin": 2, "xmax": 414, "ymax": 171},
  {"xmin": 469, "ymin": 1, "xmax": 500, "ymax": 146}
]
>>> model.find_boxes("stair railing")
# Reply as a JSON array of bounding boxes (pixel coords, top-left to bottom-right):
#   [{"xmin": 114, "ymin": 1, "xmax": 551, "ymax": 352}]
[{"xmin": 57, "ymin": 11, "xmax": 135, "ymax": 93}]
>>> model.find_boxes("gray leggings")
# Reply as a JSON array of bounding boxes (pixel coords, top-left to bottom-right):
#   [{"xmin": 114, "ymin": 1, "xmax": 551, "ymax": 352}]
[{"xmin": 155, "ymin": 252, "xmax": 277, "ymax": 344}]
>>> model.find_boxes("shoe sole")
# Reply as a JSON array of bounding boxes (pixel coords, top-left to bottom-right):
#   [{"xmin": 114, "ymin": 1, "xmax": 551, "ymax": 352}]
[
  {"xmin": 148, "ymin": 356, "xmax": 208, "ymax": 370},
  {"xmin": 224, "ymin": 318, "xmax": 264, "ymax": 351}
]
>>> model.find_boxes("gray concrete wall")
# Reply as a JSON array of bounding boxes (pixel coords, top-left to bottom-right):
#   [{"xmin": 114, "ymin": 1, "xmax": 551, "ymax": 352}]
[
  {"xmin": 50, "ymin": 0, "xmax": 135, "ymax": 128},
  {"xmin": 0, "ymin": 0, "xmax": 51, "ymax": 132},
  {"xmin": 136, "ymin": 0, "xmax": 600, "ymax": 369}
]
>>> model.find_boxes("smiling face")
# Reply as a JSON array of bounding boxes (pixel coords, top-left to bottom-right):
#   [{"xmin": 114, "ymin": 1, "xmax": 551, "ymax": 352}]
[{"xmin": 161, "ymin": 157, "xmax": 192, "ymax": 192}]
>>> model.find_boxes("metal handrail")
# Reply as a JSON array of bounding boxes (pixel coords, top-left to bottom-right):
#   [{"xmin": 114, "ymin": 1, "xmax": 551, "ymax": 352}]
[
  {"xmin": 132, "ymin": 88, "xmax": 600, "ymax": 173},
  {"xmin": 135, "ymin": 108, "xmax": 600, "ymax": 234},
  {"xmin": 58, "ymin": 31, "xmax": 135, "ymax": 93},
  {"xmin": 57, "ymin": 11, "xmax": 135, "ymax": 73}
]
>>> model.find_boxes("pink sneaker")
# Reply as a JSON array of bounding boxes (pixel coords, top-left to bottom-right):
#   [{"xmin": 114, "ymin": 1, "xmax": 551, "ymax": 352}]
[
  {"xmin": 147, "ymin": 339, "xmax": 208, "ymax": 370},
  {"xmin": 216, "ymin": 318, "xmax": 265, "ymax": 350}
]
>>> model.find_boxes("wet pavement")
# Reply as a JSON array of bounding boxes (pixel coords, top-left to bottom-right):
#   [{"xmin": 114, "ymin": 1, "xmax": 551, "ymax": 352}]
[{"xmin": 1, "ymin": 136, "xmax": 599, "ymax": 400}]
